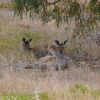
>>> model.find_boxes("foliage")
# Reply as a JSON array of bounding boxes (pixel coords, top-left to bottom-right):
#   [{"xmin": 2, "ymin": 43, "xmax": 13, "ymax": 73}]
[
  {"xmin": 0, "ymin": 1, "xmax": 13, "ymax": 9},
  {"xmin": 0, "ymin": 93, "xmax": 34, "ymax": 100},
  {"xmin": 13, "ymin": 0, "xmax": 100, "ymax": 34},
  {"xmin": 0, "ymin": 84, "xmax": 100, "ymax": 100},
  {"xmin": 66, "ymin": 83, "xmax": 100, "ymax": 100}
]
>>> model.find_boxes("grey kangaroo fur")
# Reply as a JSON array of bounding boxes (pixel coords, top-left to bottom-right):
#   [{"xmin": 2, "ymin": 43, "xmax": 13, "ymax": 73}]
[{"xmin": 54, "ymin": 40, "xmax": 70, "ymax": 70}]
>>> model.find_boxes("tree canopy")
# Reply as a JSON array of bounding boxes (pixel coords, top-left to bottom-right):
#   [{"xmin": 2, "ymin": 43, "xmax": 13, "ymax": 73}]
[{"xmin": 14, "ymin": 0, "xmax": 100, "ymax": 35}]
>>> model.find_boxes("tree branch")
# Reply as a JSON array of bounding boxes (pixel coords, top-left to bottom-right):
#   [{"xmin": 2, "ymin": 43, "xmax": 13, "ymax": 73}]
[
  {"xmin": 45, "ymin": 0, "xmax": 60, "ymax": 5},
  {"xmin": 46, "ymin": 6, "xmax": 68, "ymax": 22}
]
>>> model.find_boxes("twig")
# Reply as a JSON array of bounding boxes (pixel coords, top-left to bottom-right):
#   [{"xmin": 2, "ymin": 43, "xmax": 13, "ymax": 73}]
[{"xmin": 45, "ymin": 0, "xmax": 60, "ymax": 5}]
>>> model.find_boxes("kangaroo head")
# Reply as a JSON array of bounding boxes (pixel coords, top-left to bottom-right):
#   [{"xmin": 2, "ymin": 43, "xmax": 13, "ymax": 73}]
[
  {"xmin": 55, "ymin": 40, "xmax": 68, "ymax": 53},
  {"xmin": 22, "ymin": 38, "xmax": 32, "ymax": 51}
]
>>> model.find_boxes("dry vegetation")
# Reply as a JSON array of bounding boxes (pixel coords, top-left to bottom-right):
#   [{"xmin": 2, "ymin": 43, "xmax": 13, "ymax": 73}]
[{"xmin": 0, "ymin": 1, "xmax": 100, "ymax": 99}]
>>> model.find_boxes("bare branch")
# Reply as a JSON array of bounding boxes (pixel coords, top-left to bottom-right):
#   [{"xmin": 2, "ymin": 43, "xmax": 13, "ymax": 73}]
[{"xmin": 45, "ymin": 0, "xmax": 60, "ymax": 5}]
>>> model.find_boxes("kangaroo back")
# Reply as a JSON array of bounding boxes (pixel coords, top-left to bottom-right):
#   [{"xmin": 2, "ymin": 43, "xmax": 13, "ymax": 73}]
[{"xmin": 30, "ymin": 44, "xmax": 48, "ymax": 58}]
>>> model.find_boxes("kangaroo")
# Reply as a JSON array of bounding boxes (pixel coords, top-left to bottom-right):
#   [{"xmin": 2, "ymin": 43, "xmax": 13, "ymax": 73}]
[
  {"xmin": 22, "ymin": 39, "xmax": 70, "ymax": 71},
  {"xmin": 22, "ymin": 38, "xmax": 48, "ymax": 58},
  {"xmin": 54, "ymin": 40, "xmax": 70, "ymax": 70},
  {"xmin": 26, "ymin": 39, "xmax": 70, "ymax": 71}
]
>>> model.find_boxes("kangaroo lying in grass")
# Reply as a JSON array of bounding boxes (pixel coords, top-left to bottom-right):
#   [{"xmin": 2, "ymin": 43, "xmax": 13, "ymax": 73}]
[
  {"xmin": 22, "ymin": 38, "xmax": 48, "ymax": 58},
  {"xmin": 25, "ymin": 40, "xmax": 70, "ymax": 71},
  {"xmin": 22, "ymin": 38, "xmax": 59, "ymax": 58}
]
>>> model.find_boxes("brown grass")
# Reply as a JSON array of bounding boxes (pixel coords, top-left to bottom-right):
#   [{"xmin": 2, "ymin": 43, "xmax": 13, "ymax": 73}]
[{"xmin": 0, "ymin": 66, "xmax": 100, "ymax": 94}]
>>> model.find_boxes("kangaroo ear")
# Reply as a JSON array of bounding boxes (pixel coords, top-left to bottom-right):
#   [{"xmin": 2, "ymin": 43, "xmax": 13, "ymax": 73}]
[
  {"xmin": 63, "ymin": 40, "xmax": 68, "ymax": 45},
  {"xmin": 55, "ymin": 40, "xmax": 59, "ymax": 45},
  {"xmin": 29, "ymin": 38, "xmax": 32, "ymax": 42},
  {"xmin": 22, "ymin": 38, "xmax": 26, "ymax": 42}
]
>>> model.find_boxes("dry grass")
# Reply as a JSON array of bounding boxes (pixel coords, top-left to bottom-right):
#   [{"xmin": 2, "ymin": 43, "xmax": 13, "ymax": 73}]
[{"xmin": 0, "ymin": 66, "xmax": 100, "ymax": 94}]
